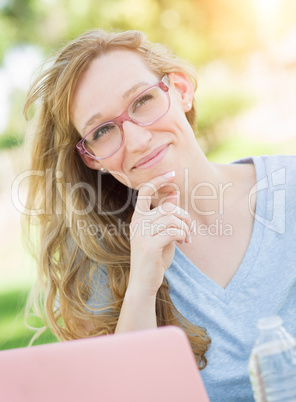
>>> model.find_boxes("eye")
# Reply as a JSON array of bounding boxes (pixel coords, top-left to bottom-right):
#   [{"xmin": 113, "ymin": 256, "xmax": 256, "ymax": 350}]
[
  {"xmin": 91, "ymin": 124, "xmax": 116, "ymax": 141},
  {"xmin": 132, "ymin": 93, "xmax": 153, "ymax": 112}
]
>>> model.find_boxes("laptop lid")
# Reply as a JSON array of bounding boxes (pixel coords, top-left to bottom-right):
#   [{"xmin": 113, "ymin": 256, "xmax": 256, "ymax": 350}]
[{"xmin": 0, "ymin": 325, "xmax": 209, "ymax": 402}]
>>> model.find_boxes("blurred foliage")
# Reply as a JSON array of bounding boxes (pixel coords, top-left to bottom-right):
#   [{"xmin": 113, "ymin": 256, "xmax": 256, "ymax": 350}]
[
  {"xmin": 0, "ymin": 0, "xmax": 261, "ymax": 63},
  {"xmin": 0, "ymin": 132, "xmax": 23, "ymax": 149},
  {"xmin": 207, "ymin": 134, "xmax": 296, "ymax": 163},
  {"xmin": 0, "ymin": 89, "xmax": 26, "ymax": 149},
  {"xmin": 0, "ymin": 0, "xmax": 267, "ymax": 149},
  {"xmin": 0, "ymin": 288, "xmax": 57, "ymax": 350},
  {"xmin": 198, "ymin": 94, "xmax": 252, "ymax": 132},
  {"xmin": 197, "ymin": 91, "xmax": 255, "ymax": 153}
]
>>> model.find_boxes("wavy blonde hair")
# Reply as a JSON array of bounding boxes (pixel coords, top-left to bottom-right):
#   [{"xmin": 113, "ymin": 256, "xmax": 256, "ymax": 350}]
[{"xmin": 23, "ymin": 29, "xmax": 211, "ymax": 369}]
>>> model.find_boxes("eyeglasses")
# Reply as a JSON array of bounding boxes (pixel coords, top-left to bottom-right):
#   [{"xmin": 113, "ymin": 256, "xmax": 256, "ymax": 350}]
[{"xmin": 76, "ymin": 75, "xmax": 170, "ymax": 160}]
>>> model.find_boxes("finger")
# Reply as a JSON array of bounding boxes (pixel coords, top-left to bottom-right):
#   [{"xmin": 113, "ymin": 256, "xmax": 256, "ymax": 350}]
[
  {"xmin": 144, "ymin": 202, "xmax": 193, "ymax": 231},
  {"xmin": 155, "ymin": 227, "xmax": 187, "ymax": 248},
  {"xmin": 150, "ymin": 214, "xmax": 192, "ymax": 243},
  {"xmin": 134, "ymin": 171, "xmax": 177, "ymax": 218},
  {"xmin": 130, "ymin": 204, "xmax": 194, "ymax": 243}
]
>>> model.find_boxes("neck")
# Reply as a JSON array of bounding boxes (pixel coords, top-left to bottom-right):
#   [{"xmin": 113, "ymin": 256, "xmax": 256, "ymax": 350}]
[
  {"xmin": 152, "ymin": 157, "xmax": 256, "ymax": 227},
  {"xmin": 180, "ymin": 162, "xmax": 235, "ymax": 224}
]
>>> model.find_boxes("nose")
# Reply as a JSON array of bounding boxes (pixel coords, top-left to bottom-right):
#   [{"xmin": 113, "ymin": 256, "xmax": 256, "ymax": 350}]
[{"xmin": 122, "ymin": 121, "xmax": 152, "ymax": 153}]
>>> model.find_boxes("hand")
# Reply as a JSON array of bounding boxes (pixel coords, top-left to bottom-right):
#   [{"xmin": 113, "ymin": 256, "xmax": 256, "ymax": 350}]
[{"xmin": 128, "ymin": 171, "xmax": 193, "ymax": 297}]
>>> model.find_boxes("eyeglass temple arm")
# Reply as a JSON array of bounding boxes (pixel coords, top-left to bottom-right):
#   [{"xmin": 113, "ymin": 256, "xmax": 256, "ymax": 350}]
[
  {"xmin": 161, "ymin": 74, "xmax": 170, "ymax": 90},
  {"xmin": 76, "ymin": 141, "xmax": 86, "ymax": 154}
]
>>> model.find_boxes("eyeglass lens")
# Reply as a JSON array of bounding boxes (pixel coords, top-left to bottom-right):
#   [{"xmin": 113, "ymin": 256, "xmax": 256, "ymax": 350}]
[{"xmin": 84, "ymin": 85, "xmax": 169, "ymax": 158}]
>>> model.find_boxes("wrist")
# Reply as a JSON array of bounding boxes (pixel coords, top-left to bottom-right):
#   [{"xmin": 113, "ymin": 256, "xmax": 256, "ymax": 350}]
[{"xmin": 125, "ymin": 283, "xmax": 158, "ymax": 303}]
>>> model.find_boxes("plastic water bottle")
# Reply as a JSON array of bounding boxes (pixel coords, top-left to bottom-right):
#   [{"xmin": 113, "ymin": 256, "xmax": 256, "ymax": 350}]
[{"xmin": 249, "ymin": 316, "xmax": 296, "ymax": 401}]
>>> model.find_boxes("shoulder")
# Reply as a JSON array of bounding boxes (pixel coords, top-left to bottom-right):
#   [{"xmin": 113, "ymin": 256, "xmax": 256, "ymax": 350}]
[
  {"xmin": 233, "ymin": 154, "xmax": 296, "ymax": 170},
  {"xmin": 253, "ymin": 155, "xmax": 296, "ymax": 193},
  {"xmin": 234, "ymin": 154, "xmax": 296, "ymax": 185},
  {"xmin": 254, "ymin": 154, "xmax": 296, "ymax": 173},
  {"xmin": 252, "ymin": 155, "xmax": 296, "ymax": 230}
]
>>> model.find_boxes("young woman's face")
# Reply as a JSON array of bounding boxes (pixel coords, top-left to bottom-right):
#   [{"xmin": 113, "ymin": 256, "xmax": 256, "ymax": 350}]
[{"xmin": 71, "ymin": 49, "xmax": 197, "ymax": 191}]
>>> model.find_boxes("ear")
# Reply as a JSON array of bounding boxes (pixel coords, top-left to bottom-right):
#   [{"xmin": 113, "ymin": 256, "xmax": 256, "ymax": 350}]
[
  {"xmin": 79, "ymin": 152, "xmax": 104, "ymax": 171},
  {"xmin": 168, "ymin": 72, "xmax": 195, "ymax": 112}
]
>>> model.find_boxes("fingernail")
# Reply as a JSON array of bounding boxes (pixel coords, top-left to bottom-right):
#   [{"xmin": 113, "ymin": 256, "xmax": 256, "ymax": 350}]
[
  {"xmin": 164, "ymin": 171, "xmax": 175, "ymax": 178},
  {"xmin": 190, "ymin": 222, "xmax": 196, "ymax": 234}
]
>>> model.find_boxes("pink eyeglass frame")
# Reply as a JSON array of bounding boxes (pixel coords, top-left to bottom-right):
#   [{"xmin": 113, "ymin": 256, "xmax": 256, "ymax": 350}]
[{"xmin": 76, "ymin": 74, "xmax": 170, "ymax": 160}]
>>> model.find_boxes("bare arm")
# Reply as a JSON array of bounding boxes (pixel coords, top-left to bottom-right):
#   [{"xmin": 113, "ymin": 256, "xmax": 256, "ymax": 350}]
[
  {"xmin": 115, "ymin": 172, "xmax": 193, "ymax": 334},
  {"xmin": 77, "ymin": 173, "xmax": 192, "ymax": 336},
  {"xmin": 115, "ymin": 287, "xmax": 157, "ymax": 333}
]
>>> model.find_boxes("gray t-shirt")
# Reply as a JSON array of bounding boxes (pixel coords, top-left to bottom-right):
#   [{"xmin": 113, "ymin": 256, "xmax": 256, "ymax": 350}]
[{"xmin": 165, "ymin": 155, "xmax": 296, "ymax": 401}]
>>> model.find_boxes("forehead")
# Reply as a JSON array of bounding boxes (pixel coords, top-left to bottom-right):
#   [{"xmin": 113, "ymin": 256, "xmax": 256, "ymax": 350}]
[{"xmin": 71, "ymin": 49, "xmax": 159, "ymax": 132}]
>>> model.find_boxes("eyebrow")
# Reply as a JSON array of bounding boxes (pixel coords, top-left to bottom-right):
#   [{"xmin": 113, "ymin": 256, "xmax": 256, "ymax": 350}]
[{"xmin": 81, "ymin": 81, "xmax": 150, "ymax": 135}]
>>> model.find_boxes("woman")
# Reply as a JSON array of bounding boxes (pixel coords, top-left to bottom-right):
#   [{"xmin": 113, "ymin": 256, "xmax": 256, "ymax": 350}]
[{"xmin": 24, "ymin": 29, "xmax": 296, "ymax": 401}]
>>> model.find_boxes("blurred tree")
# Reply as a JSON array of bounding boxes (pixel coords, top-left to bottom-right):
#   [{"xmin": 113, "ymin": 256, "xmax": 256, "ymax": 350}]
[
  {"xmin": 0, "ymin": 0, "xmax": 259, "ymax": 149},
  {"xmin": 0, "ymin": 0, "xmax": 260, "ymax": 64},
  {"xmin": 3, "ymin": 0, "xmax": 295, "ymax": 149},
  {"xmin": 0, "ymin": 0, "xmax": 43, "ymax": 61}
]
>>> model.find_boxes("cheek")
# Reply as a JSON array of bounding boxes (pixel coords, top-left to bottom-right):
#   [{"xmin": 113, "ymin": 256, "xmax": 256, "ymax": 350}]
[
  {"xmin": 103, "ymin": 148, "xmax": 124, "ymax": 172},
  {"xmin": 103, "ymin": 152, "xmax": 136, "ymax": 188},
  {"xmin": 169, "ymin": 98, "xmax": 195, "ymax": 134},
  {"xmin": 161, "ymin": 104, "xmax": 192, "ymax": 137},
  {"xmin": 164, "ymin": 95, "xmax": 189, "ymax": 124}
]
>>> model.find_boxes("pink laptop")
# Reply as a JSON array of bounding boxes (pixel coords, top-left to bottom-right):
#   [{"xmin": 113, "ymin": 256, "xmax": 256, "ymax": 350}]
[{"xmin": 0, "ymin": 326, "xmax": 209, "ymax": 402}]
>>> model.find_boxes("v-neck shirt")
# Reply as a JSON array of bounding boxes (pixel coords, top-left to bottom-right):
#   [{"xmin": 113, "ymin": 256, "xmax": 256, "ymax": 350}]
[{"xmin": 165, "ymin": 155, "xmax": 296, "ymax": 401}]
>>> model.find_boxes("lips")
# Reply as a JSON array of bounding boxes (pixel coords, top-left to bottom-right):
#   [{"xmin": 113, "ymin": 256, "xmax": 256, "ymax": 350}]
[{"xmin": 133, "ymin": 144, "xmax": 169, "ymax": 169}]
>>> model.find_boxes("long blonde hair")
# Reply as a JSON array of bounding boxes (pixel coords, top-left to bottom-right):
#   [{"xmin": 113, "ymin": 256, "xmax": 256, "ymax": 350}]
[{"xmin": 23, "ymin": 29, "xmax": 210, "ymax": 369}]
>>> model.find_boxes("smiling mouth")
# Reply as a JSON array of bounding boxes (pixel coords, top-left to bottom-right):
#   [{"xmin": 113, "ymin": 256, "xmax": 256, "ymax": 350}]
[{"xmin": 133, "ymin": 144, "xmax": 169, "ymax": 169}]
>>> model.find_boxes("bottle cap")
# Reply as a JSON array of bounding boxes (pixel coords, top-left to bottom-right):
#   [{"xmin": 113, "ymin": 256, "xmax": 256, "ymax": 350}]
[{"xmin": 257, "ymin": 315, "xmax": 283, "ymax": 330}]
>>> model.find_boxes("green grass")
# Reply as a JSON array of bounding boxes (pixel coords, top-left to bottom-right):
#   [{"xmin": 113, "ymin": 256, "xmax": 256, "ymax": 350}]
[
  {"xmin": 0, "ymin": 287, "xmax": 57, "ymax": 351},
  {"xmin": 0, "ymin": 214, "xmax": 58, "ymax": 351}
]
